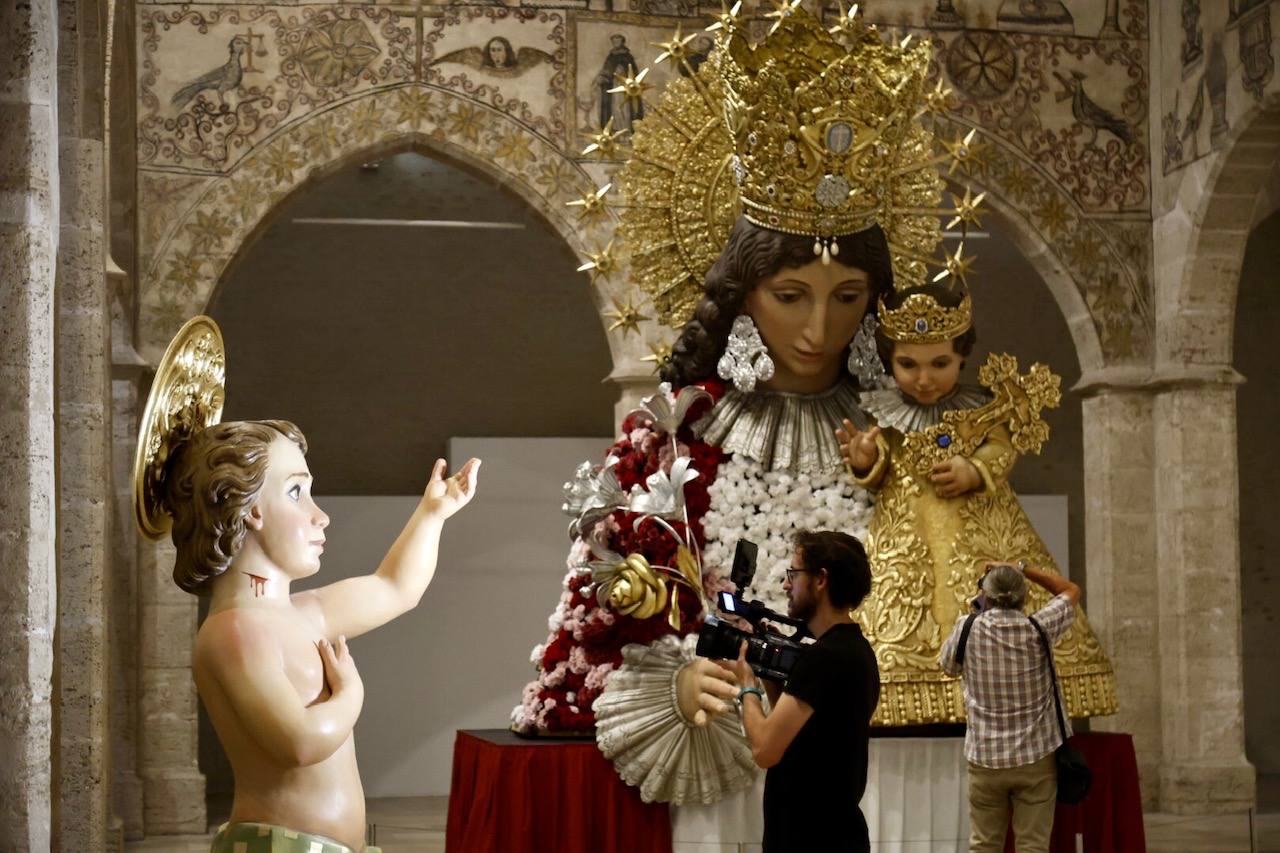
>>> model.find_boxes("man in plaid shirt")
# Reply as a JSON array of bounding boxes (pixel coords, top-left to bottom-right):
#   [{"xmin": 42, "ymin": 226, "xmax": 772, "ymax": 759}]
[{"xmin": 939, "ymin": 562, "xmax": 1080, "ymax": 853}]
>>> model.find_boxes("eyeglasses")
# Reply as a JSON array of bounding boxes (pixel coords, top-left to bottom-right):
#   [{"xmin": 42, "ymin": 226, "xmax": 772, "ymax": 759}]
[{"xmin": 784, "ymin": 568, "xmax": 811, "ymax": 582}]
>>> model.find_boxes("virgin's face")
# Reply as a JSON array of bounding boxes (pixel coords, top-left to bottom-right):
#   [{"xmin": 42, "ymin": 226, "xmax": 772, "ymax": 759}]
[
  {"xmin": 888, "ymin": 340, "xmax": 963, "ymax": 405},
  {"xmin": 743, "ymin": 258, "xmax": 872, "ymax": 393},
  {"xmin": 248, "ymin": 436, "xmax": 329, "ymax": 579}
]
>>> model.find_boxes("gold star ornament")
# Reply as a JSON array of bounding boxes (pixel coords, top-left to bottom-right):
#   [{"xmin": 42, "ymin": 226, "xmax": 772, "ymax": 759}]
[
  {"xmin": 604, "ymin": 297, "xmax": 650, "ymax": 337},
  {"xmin": 567, "ymin": 183, "xmax": 612, "ymax": 225},
  {"xmin": 577, "ymin": 240, "xmax": 618, "ymax": 283},
  {"xmin": 641, "ymin": 339, "xmax": 674, "ymax": 372},
  {"xmin": 581, "ymin": 117, "xmax": 627, "ymax": 160}
]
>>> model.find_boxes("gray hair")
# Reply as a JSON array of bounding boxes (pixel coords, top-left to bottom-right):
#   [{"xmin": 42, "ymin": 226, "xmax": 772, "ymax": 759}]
[{"xmin": 981, "ymin": 565, "xmax": 1027, "ymax": 610}]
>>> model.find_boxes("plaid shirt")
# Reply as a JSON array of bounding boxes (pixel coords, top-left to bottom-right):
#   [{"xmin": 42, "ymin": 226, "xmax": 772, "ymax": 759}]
[{"xmin": 939, "ymin": 593, "xmax": 1075, "ymax": 769}]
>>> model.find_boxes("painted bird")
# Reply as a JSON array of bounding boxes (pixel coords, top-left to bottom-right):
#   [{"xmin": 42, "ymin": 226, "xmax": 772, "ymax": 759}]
[
  {"xmin": 1053, "ymin": 69, "xmax": 1133, "ymax": 147},
  {"xmin": 171, "ymin": 36, "xmax": 248, "ymax": 110}
]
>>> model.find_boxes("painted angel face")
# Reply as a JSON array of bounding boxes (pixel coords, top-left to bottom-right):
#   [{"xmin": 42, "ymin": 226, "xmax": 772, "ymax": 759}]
[
  {"xmin": 743, "ymin": 258, "xmax": 872, "ymax": 394},
  {"xmin": 888, "ymin": 339, "xmax": 963, "ymax": 405},
  {"xmin": 486, "ymin": 38, "xmax": 513, "ymax": 67},
  {"xmin": 247, "ymin": 435, "xmax": 330, "ymax": 579}
]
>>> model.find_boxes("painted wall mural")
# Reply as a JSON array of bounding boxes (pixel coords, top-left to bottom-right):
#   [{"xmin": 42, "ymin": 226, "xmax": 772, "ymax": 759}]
[
  {"xmin": 1160, "ymin": 0, "xmax": 1278, "ymax": 177},
  {"xmin": 136, "ymin": 0, "xmax": 1166, "ymax": 366}
]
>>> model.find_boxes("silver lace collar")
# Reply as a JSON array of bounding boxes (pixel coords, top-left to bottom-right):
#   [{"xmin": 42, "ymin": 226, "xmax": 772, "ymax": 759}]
[
  {"xmin": 693, "ymin": 378, "xmax": 869, "ymax": 475},
  {"xmin": 860, "ymin": 384, "xmax": 991, "ymax": 434}
]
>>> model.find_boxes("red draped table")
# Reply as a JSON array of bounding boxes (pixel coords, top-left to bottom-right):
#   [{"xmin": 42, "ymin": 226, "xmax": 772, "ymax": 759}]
[
  {"xmin": 445, "ymin": 729, "xmax": 673, "ymax": 853},
  {"xmin": 1004, "ymin": 731, "xmax": 1147, "ymax": 853}
]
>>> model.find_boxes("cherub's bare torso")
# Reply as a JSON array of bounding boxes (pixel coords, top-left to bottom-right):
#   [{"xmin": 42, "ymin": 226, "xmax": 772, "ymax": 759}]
[{"xmin": 195, "ymin": 601, "xmax": 366, "ymax": 850}]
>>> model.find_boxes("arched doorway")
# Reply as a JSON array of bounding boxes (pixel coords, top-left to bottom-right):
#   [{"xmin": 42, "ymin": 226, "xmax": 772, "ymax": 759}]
[{"xmin": 1237, "ymin": 207, "xmax": 1280, "ymax": 813}]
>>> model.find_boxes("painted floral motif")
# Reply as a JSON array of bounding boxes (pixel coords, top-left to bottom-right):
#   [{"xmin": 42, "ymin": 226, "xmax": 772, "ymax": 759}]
[
  {"xmin": 138, "ymin": 85, "xmax": 593, "ymax": 362},
  {"xmin": 945, "ymin": 31, "xmax": 1017, "ymax": 100},
  {"xmin": 296, "ymin": 19, "xmax": 381, "ymax": 88}
]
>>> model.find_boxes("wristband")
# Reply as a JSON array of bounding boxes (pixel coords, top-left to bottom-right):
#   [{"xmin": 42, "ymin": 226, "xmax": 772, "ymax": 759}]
[{"xmin": 737, "ymin": 686, "xmax": 765, "ymax": 707}]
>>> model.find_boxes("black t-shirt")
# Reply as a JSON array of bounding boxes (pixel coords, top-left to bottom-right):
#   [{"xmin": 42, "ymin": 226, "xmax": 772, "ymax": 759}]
[{"xmin": 762, "ymin": 622, "xmax": 881, "ymax": 853}]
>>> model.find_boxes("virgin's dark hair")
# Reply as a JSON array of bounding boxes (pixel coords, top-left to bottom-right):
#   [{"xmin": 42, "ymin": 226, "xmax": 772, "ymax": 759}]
[
  {"xmin": 659, "ymin": 217, "xmax": 894, "ymax": 388},
  {"xmin": 873, "ymin": 282, "xmax": 978, "ymax": 367}
]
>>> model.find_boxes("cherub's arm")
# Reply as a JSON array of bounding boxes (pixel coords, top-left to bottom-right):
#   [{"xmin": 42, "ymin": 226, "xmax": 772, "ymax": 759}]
[
  {"xmin": 932, "ymin": 425, "xmax": 1016, "ymax": 498},
  {"xmin": 967, "ymin": 424, "xmax": 1017, "ymax": 493},
  {"xmin": 294, "ymin": 458, "xmax": 480, "ymax": 641},
  {"xmin": 836, "ymin": 419, "xmax": 891, "ymax": 491},
  {"xmin": 202, "ymin": 616, "xmax": 363, "ymax": 767}
]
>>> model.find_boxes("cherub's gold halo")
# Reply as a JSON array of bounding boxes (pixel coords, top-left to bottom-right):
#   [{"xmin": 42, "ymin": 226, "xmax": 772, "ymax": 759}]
[{"xmin": 132, "ymin": 316, "xmax": 226, "ymax": 540}]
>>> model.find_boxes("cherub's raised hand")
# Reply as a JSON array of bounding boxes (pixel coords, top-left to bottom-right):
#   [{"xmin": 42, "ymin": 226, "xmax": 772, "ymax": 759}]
[
  {"xmin": 835, "ymin": 418, "xmax": 881, "ymax": 474},
  {"xmin": 420, "ymin": 457, "xmax": 481, "ymax": 520}
]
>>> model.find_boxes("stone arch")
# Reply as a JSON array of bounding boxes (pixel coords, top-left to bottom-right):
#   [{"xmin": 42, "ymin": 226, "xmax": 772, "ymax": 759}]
[
  {"xmin": 932, "ymin": 117, "xmax": 1150, "ymax": 371},
  {"xmin": 1165, "ymin": 94, "xmax": 1280, "ymax": 367},
  {"xmin": 137, "ymin": 84, "xmax": 613, "ymax": 364},
  {"xmin": 946, "ymin": 176, "xmax": 1106, "ymax": 376}
]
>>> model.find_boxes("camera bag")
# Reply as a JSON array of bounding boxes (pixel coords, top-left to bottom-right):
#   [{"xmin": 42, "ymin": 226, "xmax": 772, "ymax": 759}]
[{"xmin": 1029, "ymin": 616, "xmax": 1093, "ymax": 805}]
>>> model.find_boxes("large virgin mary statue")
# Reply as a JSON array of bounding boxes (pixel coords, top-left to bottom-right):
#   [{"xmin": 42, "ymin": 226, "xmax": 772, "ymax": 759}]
[{"xmin": 512, "ymin": 7, "xmax": 1117, "ymax": 806}]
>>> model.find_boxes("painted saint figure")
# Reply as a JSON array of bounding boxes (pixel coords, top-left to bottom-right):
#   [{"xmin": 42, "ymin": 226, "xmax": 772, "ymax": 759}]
[
  {"xmin": 134, "ymin": 318, "xmax": 480, "ymax": 853},
  {"xmin": 595, "ymin": 34, "xmax": 645, "ymax": 133}
]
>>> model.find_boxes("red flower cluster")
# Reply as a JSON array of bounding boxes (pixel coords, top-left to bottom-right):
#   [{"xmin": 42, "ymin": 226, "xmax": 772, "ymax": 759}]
[{"xmin": 522, "ymin": 384, "xmax": 729, "ymax": 733}]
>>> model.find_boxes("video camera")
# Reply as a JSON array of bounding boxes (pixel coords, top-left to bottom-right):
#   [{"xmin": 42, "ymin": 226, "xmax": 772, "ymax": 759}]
[{"xmin": 695, "ymin": 540, "xmax": 810, "ymax": 682}]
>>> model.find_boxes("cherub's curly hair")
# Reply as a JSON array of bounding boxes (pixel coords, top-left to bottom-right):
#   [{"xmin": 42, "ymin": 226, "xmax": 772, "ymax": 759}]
[
  {"xmin": 163, "ymin": 420, "xmax": 307, "ymax": 594},
  {"xmin": 659, "ymin": 217, "xmax": 895, "ymax": 388}
]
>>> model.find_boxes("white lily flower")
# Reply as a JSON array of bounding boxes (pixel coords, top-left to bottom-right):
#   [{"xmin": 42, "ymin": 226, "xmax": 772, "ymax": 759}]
[
  {"xmin": 627, "ymin": 455, "xmax": 699, "ymax": 519},
  {"xmin": 627, "ymin": 382, "xmax": 713, "ymax": 436}
]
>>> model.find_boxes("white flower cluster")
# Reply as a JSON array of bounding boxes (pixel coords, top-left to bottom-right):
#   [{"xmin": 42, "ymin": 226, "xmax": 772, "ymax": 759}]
[{"xmin": 701, "ymin": 456, "xmax": 875, "ymax": 615}]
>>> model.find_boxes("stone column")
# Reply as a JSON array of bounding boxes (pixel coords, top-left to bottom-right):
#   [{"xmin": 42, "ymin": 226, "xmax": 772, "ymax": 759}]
[
  {"xmin": 609, "ymin": 359, "xmax": 659, "ymax": 427},
  {"xmin": 53, "ymin": 0, "xmax": 112, "ymax": 846},
  {"xmin": 109, "ymin": 295, "xmax": 147, "ymax": 839},
  {"xmin": 138, "ymin": 536, "xmax": 206, "ymax": 834},
  {"xmin": 1078, "ymin": 379, "xmax": 1162, "ymax": 809},
  {"xmin": 1153, "ymin": 374, "xmax": 1255, "ymax": 814},
  {"xmin": 55, "ymin": 120, "xmax": 111, "ymax": 853},
  {"xmin": 0, "ymin": 0, "xmax": 60, "ymax": 849}
]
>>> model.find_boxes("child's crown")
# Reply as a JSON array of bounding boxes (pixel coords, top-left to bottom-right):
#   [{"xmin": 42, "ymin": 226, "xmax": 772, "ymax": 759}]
[{"xmin": 877, "ymin": 291, "xmax": 973, "ymax": 344}]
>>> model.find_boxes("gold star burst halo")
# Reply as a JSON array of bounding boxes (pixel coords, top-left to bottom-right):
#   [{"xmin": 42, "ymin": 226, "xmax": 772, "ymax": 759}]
[{"xmin": 604, "ymin": 6, "xmax": 985, "ymax": 329}]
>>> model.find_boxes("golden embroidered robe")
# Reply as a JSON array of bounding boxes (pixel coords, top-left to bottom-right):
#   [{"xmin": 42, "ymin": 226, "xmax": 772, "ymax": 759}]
[{"xmin": 853, "ymin": 416, "xmax": 1118, "ymax": 726}]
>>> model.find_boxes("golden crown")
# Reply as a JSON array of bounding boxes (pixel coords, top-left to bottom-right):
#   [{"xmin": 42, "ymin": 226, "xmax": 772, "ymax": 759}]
[
  {"xmin": 877, "ymin": 290, "xmax": 973, "ymax": 344},
  {"xmin": 581, "ymin": 3, "xmax": 986, "ymax": 329},
  {"xmin": 721, "ymin": 8, "xmax": 940, "ymax": 259}
]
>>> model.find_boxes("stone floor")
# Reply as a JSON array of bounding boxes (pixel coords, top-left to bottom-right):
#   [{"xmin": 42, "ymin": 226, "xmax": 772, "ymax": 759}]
[{"xmin": 125, "ymin": 798, "xmax": 1279, "ymax": 852}]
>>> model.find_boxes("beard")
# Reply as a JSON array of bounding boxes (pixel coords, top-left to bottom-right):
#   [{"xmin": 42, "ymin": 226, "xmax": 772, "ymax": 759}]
[{"xmin": 787, "ymin": 591, "xmax": 816, "ymax": 623}]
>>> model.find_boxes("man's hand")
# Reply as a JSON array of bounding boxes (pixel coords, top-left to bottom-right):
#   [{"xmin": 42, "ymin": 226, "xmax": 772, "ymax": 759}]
[
  {"xmin": 724, "ymin": 641, "xmax": 762, "ymax": 693},
  {"xmin": 420, "ymin": 457, "xmax": 481, "ymax": 521},
  {"xmin": 931, "ymin": 456, "xmax": 981, "ymax": 498},
  {"xmin": 835, "ymin": 419, "xmax": 881, "ymax": 474},
  {"xmin": 318, "ymin": 635, "xmax": 363, "ymax": 706},
  {"xmin": 675, "ymin": 657, "xmax": 740, "ymax": 726}
]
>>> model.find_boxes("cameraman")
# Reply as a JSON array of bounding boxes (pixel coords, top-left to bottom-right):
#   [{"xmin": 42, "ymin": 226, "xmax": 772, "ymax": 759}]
[
  {"xmin": 722, "ymin": 530, "xmax": 881, "ymax": 853},
  {"xmin": 939, "ymin": 562, "xmax": 1079, "ymax": 853}
]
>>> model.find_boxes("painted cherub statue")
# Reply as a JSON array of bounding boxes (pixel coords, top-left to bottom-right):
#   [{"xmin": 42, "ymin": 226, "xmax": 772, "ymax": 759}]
[
  {"xmin": 133, "ymin": 318, "xmax": 479, "ymax": 853},
  {"xmin": 836, "ymin": 284, "xmax": 1117, "ymax": 725}
]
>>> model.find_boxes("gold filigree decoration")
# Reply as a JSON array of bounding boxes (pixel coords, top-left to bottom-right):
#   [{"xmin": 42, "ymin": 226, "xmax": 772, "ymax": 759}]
[
  {"xmin": 878, "ymin": 291, "xmax": 973, "ymax": 344},
  {"xmin": 613, "ymin": 7, "xmax": 985, "ymax": 329},
  {"xmin": 855, "ymin": 473, "xmax": 942, "ymax": 674},
  {"xmin": 902, "ymin": 353, "xmax": 1061, "ymax": 476},
  {"xmin": 132, "ymin": 315, "xmax": 227, "ymax": 539}
]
